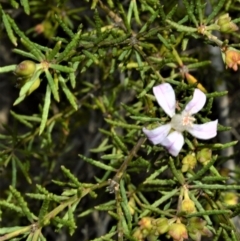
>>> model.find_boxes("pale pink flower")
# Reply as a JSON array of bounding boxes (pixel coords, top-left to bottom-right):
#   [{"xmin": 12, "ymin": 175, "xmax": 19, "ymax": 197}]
[{"xmin": 143, "ymin": 83, "xmax": 218, "ymax": 156}]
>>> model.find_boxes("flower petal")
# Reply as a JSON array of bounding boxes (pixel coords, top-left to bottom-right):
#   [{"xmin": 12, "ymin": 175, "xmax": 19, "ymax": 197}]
[
  {"xmin": 161, "ymin": 131, "xmax": 184, "ymax": 156},
  {"xmin": 187, "ymin": 120, "xmax": 218, "ymax": 140},
  {"xmin": 143, "ymin": 124, "xmax": 171, "ymax": 145},
  {"xmin": 184, "ymin": 89, "xmax": 206, "ymax": 114},
  {"xmin": 153, "ymin": 83, "xmax": 176, "ymax": 117}
]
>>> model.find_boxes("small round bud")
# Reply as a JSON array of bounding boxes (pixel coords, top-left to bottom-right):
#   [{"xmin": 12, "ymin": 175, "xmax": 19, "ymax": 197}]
[
  {"xmin": 138, "ymin": 217, "xmax": 153, "ymax": 231},
  {"xmin": 223, "ymin": 192, "xmax": 238, "ymax": 205},
  {"xmin": 181, "ymin": 199, "xmax": 196, "ymax": 214},
  {"xmin": 168, "ymin": 223, "xmax": 188, "ymax": 241},
  {"xmin": 181, "ymin": 154, "xmax": 197, "ymax": 172},
  {"xmin": 132, "ymin": 228, "xmax": 144, "ymax": 241},
  {"xmin": 216, "ymin": 14, "xmax": 239, "ymax": 33},
  {"xmin": 216, "ymin": 14, "xmax": 231, "ymax": 25},
  {"xmin": 181, "ymin": 189, "xmax": 196, "ymax": 214},
  {"xmin": 188, "ymin": 217, "xmax": 206, "ymax": 230},
  {"xmin": 146, "ymin": 233, "xmax": 158, "ymax": 241},
  {"xmin": 197, "ymin": 148, "xmax": 212, "ymax": 165},
  {"xmin": 188, "ymin": 217, "xmax": 212, "ymax": 240},
  {"xmin": 181, "ymin": 164, "xmax": 189, "ymax": 173},
  {"xmin": 222, "ymin": 48, "xmax": 240, "ymax": 71},
  {"xmin": 220, "ymin": 22, "xmax": 239, "ymax": 33},
  {"xmin": 15, "ymin": 60, "xmax": 36, "ymax": 78},
  {"xmin": 35, "ymin": 20, "xmax": 55, "ymax": 39},
  {"xmin": 153, "ymin": 217, "xmax": 169, "ymax": 234}
]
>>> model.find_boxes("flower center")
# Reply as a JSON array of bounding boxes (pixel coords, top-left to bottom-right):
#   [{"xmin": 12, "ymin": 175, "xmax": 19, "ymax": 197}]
[{"xmin": 170, "ymin": 112, "xmax": 195, "ymax": 132}]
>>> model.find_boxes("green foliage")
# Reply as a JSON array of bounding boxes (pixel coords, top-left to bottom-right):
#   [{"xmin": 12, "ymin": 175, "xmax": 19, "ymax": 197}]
[{"xmin": 0, "ymin": 0, "xmax": 240, "ymax": 241}]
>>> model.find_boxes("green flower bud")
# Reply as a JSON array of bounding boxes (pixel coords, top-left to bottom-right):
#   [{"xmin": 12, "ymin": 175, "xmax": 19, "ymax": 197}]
[
  {"xmin": 181, "ymin": 153, "xmax": 197, "ymax": 172},
  {"xmin": 220, "ymin": 22, "xmax": 239, "ymax": 33},
  {"xmin": 168, "ymin": 223, "xmax": 188, "ymax": 241},
  {"xmin": 146, "ymin": 233, "xmax": 158, "ymax": 241},
  {"xmin": 181, "ymin": 199, "xmax": 196, "ymax": 214},
  {"xmin": 187, "ymin": 217, "xmax": 212, "ymax": 240},
  {"xmin": 128, "ymin": 197, "xmax": 136, "ymax": 215},
  {"xmin": 153, "ymin": 217, "xmax": 169, "ymax": 234},
  {"xmin": 222, "ymin": 192, "xmax": 238, "ymax": 205},
  {"xmin": 181, "ymin": 189, "xmax": 196, "ymax": 214},
  {"xmin": 181, "ymin": 164, "xmax": 189, "ymax": 173},
  {"xmin": 188, "ymin": 230, "xmax": 201, "ymax": 241},
  {"xmin": 216, "ymin": 14, "xmax": 231, "ymax": 26},
  {"xmin": 15, "ymin": 60, "xmax": 36, "ymax": 78},
  {"xmin": 138, "ymin": 217, "xmax": 154, "ymax": 232},
  {"xmin": 188, "ymin": 217, "xmax": 206, "ymax": 231},
  {"xmin": 16, "ymin": 77, "xmax": 41, "ymax": 96},
  {"xmin": 197, "ymin": 148, "xmax": 212, "ymax": 165},
  {"xmin": 132, "ymin": 228, "xmax": 144, "ymax": 241},
  {"xmin": 201, "ymin": 226, "xmax": 212, "ymax": 238},
  {"xmin": 35, "ymin": 20, "xmax": 55, "ymax": 39},
  {"xmin": 216, "ymin": 14, "xmax": 239, "ymax": 33}
]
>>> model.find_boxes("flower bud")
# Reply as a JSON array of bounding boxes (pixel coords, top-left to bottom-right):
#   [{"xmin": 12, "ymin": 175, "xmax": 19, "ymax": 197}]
[
  {"xmin": 132, "ymin": 228, "xmax": 144, "ymax": 241},
  {"xmin": 146, "ymin": 233, "xmax": 158, "ymax": 241},
  {"xmin": 196, "ymin": 148, "xmax": 212, "ymax": 165},
  {"xmin": 181, "ymin": 164, "xmax": 189, "ymax": 173},
  {"xmin": 128, "ymin": 197, "xmax": 136, "ymax": 215},
  {"xmin": 35, "ymin": 20, "xmax": 55, "ymax": 39},
  {"xmin": 181, "ymin": 189, "xmax": 196, "ymax": 214},
  {"xmin": 16, "ymin": 77, "xmax": 41, "ymax": 96},
  {"xmin": 185, "ymin": 73, "xmax": 207, "ymax": 93},
  {"xmin": 181, "ymin": 199, "xmax": 196, "ymax": 214},
  {"xmin": 188, "ymin": 230, "xmax": 201, "ymax": 241},
  {"xmin": 187, "ymin": 217, "xmax": 212, "ymax": 240},
  {"xmin": 181, "ymin": 154, "xmax": 197, "ymax": 172},
  {"xmin": 15, "ymin": 60, "xmax": 36, "ymax": 78},
  {"xmin": 188, "ymin": 217, "xmax": 205, "ymax": 231},
  {"xmin": 35, "ymin": 23, "xmax": 45, "ymax": 35},
  {"xmin": 222, "ymin": 48, "xmax": 240, "ymax": 71},
  {"xmin": 138, "ymin": 217, "xmax": 153, "ymax": 232},
  {"xmin": 223, "ymin": 192, "xmax": 238, "ymax": 205},
  {"xmin": 220, "ymin": 22, "xmax": 239, "ymax": 33},
  {"xmin": 216, "ymin": 14, "xmax": 239, "ymax": 33},
  {"xmin": 168, "ymin": 223, "xmax": 188, "ymax": 241},
  {"xmin": 201, "ymin": 226, "xmax": 212, "ymax": 238},
  {"xmin": 216, "ymin": 14, "xmax": 231, "ymax": 26},
  {"xmin": 153, "ymin": 217, "xmax": 169, "ymax": 234}
]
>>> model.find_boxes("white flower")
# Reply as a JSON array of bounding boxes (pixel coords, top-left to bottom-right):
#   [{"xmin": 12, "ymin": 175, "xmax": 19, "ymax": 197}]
[{"xmin": 143, "ymin": 83, "xmax": 218, "ymax": 156}]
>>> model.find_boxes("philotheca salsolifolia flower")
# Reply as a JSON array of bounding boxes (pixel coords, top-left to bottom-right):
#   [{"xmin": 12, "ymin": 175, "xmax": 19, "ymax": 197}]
[{"xmin": 143, "ymin": 83, "xmax": 218, "ymax": 156}]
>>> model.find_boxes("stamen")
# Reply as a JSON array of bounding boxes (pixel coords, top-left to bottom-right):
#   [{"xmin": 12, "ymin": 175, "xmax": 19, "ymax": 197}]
[
  {"xmin": 170, "ymin": 112, "xmax": 196, "ymax": 132},
  {"xmin": 182, "ymin": 113, "xmax": 195, "ymax": 127}
]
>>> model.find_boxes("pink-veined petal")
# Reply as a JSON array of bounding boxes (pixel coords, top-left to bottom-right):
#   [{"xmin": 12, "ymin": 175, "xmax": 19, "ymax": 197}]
[
  {"xmin": 153, "ymin": 83, "xmax": 176, "ymax": 117},
  {"xmin": 184, "ymin": 89, "xmax": 206, "ymax": 114},
  {"xmin": 143, "ymin": 124, "xmax": 171, "ymax": 145},
  {"xmin": 161, "ymin": 131, "xmax": 184, "ymax": 156},
  {"xmin": 187, "ymin": 120, "xmax": 218, "ymax": 140}
]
